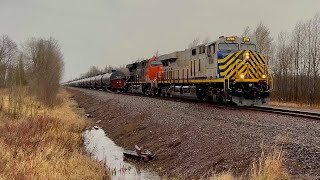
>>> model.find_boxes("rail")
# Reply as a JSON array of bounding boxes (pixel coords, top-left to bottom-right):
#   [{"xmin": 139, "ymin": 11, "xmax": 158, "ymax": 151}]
[
  {"xmin": 244, "ymin": 106, "xmax": 320, "ymax": 120},
  {"xmin": 71, "ymin": 86, "xmax": 320, "ymax": 122}
]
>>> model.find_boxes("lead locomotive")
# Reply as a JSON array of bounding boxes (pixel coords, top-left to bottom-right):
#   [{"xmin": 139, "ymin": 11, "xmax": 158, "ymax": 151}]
[{"xmin": 125, "ymin": 36, "xmax": 272, "ymax": 106}]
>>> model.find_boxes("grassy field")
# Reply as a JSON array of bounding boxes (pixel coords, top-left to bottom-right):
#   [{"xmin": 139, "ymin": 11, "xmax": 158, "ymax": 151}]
[
  {"xmin": 0, "ymin": 87, "xmax": 290, "ymax": 180},
  {"xmin": 0, "ymin": 88, "xmax": 108, "ymax": 179}
]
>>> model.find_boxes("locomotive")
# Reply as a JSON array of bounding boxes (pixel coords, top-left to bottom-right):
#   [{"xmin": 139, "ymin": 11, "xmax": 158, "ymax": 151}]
[
  {"xmin": 125, "ymin": 36, "xmax": 272, "ymax": 106},
  {"xmin": 66, "ymin": 36, "xmax": 272, "ymax": 106}
]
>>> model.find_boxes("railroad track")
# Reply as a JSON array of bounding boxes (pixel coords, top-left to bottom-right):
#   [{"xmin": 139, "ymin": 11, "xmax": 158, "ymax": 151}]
[
  {"xmin": 244, "ymin": 106, "xmax": 320, "ymax": 120},
  {"xmin": 120, "ymin": 90, "xmax": 320, "ymax": 121},
  {"xmin": 69, "ymin": 87, "xmax": 320, "ymax": 121}
]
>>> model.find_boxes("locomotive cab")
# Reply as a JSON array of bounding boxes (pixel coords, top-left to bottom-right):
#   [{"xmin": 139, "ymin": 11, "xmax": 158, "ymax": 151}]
[
  {"xmin": 146, "ymin": 56, "xmax": 163, "ymax": 81},
  {"xmin": 215, "ymin": 36, "xmax": 272, "ymax": 105}
]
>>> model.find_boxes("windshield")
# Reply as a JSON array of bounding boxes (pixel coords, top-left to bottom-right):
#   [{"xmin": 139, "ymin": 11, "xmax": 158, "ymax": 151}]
[
  {"xmin": 241, "ymin": 44, "xmax": 256, "ymax": 51},
  {"xmin": 218, "ymin": 43, "xmax": 239, "ymax": 52},
  {"xmin": 150, "ymin": 61, "xmax": 162, "ymax": 66}
]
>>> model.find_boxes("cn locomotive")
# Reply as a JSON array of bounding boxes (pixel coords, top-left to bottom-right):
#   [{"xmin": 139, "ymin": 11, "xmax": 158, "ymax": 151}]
[{"xmin": 66, "ymin": 36, "xmax": 272, "ymax": 106}]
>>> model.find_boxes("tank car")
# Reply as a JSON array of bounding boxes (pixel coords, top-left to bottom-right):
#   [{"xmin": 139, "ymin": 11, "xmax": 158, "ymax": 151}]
[{"xmin": 68, "ymin": 70, "xmax": 126, "ymax": 91}]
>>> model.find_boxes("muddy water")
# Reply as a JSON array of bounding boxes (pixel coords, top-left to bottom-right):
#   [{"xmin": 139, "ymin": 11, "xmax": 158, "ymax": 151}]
[{"xmin": 83, "ymin": 127, "xmax": 160, "ymax": 180}]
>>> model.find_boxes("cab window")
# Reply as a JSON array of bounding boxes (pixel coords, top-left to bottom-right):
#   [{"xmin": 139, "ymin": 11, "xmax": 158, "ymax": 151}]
[
  {"xmin": 208, "ymin": 43, "xmax": 215, "ymax": 54},
  {"xmin": 241, "ymin": 43, "xmax": 256, "ymax": 51},
  {"xmin": 192, "ymin": 49, "xmax": 196, "ymax": 55},
  {"xmin": 218, "ymin": 43, "xmax": 239, "ymax": 52},
  {"xmin": 150, "ymin": 61, "xmax": 162, "ymax": 66}
]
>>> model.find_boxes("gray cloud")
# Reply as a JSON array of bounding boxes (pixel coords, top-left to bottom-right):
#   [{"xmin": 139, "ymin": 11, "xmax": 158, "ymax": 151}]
[{"xmin": 1, "ymin": 0, "xmax": 319, "ymax": 81}]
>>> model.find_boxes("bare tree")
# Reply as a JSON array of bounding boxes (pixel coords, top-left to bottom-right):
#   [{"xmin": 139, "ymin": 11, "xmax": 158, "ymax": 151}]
[
  {"xmin": 81, "ymin": 66, "xmax": 102, "ymax": 77},
  {"xmin": 202, "ymin": 36, "xmax": 211, "ymax": 44},
  {"xmin": 188, "ymin": 37, "xmax": 200, "ymax": 48},
  {"xmin": 23, "ymin": 37, "xmax": 64, "ymax": 106},
  {"xmin": 116, "ymin": 64, "xmax": 130, "ymax": 76},
  {"xmin": 242, "ymin": 26, "xmax": 251, "ymax": 37},
  {"xmin": 271, "ymin": 13, "xmax": 320, "ymax": 105},
  {"xmin": 309, "ymin": 14, "xmax": 320, "ymax": 104},
  {"xmin": 0, "ymin": 35, "xmax": 17, "ymax": 87},
  {"xmin": 5, "ymin": 52, "xmax": 28, "ymax": 87},
  {"xmin": 104, "ymin": 65, "xmax": 113, "ymax": 73},
  {"xmin": 291, "ymin": 21, "xmax": 305, "ymax": 102},
  {"xmin": 252, "ymin": 22, "xmax": 273, "ymax": 59}
]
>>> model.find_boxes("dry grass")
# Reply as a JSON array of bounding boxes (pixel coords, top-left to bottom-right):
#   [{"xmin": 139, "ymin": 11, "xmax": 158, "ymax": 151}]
[
  {"xmin": 0, "ymin": 86, "xmax": 50, "ymax": 118},
  {"xmin": 249, "ymin": 148, "xmax": 290, "ymax": 180},
  {"xmin": 0, "ymin": 88, "xmax": 108, "ymax": 179},
  {"xmin": 269, "ymin": 101, "xmax": 320, "ymax": 110},
  {"xmin": 0, "ymin": 88, "xmax": 290, "ymax": 180},
  {"xmin": 210, "ymin": 171, "xmax": 235, "ymax": 180},
  {"xmin": 212, "ymin": 148, "xmax": 290, "ymax": 180}
]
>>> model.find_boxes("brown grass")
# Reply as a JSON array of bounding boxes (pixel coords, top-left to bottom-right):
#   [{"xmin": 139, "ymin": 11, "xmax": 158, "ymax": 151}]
[
  {"xmin": 0, "ymin": 88, "xmax": 108, "ymax": 179},
  {"xmin": 249, "ymin": 148, "xmax": 290, "ymax": 180},
  {"xmin": 269, "ymin": 101, "xmax": 320, "ymax": 110},
  {"xmin": 1, "ymin": 87, "xmax": 290, "ymax": 179},
  {"xmin": 211, "ymin": 148, "xmax": 290, "ymax": 180},
  {"xmin": 210, "ymin": 172, "xmax": 235, "ymax": 180}
]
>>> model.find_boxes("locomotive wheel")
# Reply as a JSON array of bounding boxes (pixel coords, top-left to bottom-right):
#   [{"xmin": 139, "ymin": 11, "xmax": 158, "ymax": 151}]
[
  {"xmin": 160, "ymin": 89, "xmax": 165, "ymax": 97},
  {"xmin": 158, "ymin": 89, "xmax": 163, "ymax": 96},
  {"xmin": 202, "ymin": 95, "xmax": 212, "ymax": 102},
  {"xmin": 150, "ymin": 87, "xmax": 157, "ymax": 96},
  {"xmin": 145, "ymin": 88, "xmax": 150, "ymax": 96},
  {"xmin": 217, "ymin": 96, "xmax": 224, "ymax": 104}
]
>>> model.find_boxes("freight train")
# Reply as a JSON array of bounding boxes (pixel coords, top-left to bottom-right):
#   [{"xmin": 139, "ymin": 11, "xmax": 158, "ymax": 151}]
[
  {"xmin": 66, "ymin": 70, "xmax": 125, "ymax": 91},
  {"xmin": 66, "ymin": 36, "xmax": 272, "ymax": 106}
]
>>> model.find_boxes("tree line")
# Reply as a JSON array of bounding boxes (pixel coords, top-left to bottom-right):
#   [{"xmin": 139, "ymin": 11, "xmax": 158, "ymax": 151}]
[
  {"xmin": 79, "ymin": 64, "xmax": 129, "ymax": 78},
  {"xmin": 0, "ymin": 35, "xmax": 64, "ymax": 106},
  {"xmin": 243, "ymin": 13, "xmax": 320, "ymax": 105}
]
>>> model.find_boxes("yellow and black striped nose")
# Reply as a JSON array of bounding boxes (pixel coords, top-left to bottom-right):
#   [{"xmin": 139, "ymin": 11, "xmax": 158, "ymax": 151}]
[{"xmin": 218, "ymin": 50, "xmax": 267, "ymax": 80}]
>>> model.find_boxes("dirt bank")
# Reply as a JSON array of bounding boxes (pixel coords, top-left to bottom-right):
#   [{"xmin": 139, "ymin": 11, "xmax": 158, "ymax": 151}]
[{"xmin": 70, "ymin": 88, "xmax": 320, "ymax": 179}]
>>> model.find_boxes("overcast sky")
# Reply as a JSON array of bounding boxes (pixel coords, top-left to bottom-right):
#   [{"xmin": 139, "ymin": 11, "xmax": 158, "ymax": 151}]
[{"xmin": 1, "ymin": 0, "xmax": 319, "ymax": 81}]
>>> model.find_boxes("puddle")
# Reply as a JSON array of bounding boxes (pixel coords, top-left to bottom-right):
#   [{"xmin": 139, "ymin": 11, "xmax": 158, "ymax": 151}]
[{"xmin": 83, "ymin": 127, "xmax": 160, "ymax": 180}]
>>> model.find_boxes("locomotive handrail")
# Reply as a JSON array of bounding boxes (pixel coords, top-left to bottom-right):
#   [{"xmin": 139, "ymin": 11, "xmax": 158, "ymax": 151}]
[
  {"xmin": 161, "ymin": 67, "xmax": 191, "ymax": 84},
  {"xmin": 267, "ymin": 67, "xmax": 274, "ymax": 91}
]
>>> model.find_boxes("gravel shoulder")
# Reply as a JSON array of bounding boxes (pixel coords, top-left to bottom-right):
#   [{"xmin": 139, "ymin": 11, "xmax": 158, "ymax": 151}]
[{"xmin": 70, "ymin": 88, "xmax": 320, "ymax": 179}]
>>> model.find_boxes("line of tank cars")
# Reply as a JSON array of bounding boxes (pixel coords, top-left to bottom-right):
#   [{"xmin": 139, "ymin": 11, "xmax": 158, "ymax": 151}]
[
  {"xmin": 66, "ymin": 36, "xmax": 273, "ymax": 106},
  {"xmin": 66, "ymin": 70, "xmax": 126, "ymax": 91}
]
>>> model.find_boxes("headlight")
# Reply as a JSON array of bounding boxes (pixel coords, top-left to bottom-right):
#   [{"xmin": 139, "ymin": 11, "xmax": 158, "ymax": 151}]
[
  {"xmin": 245, "ymin": 52, "xmax": 250, "ymax": 59},
  {"xmin": 261, "ymin": 74, "xmax": 266, "ymax": 79},
  {"xmin": 240, "ymin": 74, "xmax": 245, "ymax": 79}
]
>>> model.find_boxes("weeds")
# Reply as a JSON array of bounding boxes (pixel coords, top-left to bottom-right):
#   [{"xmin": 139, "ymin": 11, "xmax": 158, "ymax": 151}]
[
  {"xmin": 0, "ymin": 89, "xmax": 4, "ymax": 111},
  {"xmin": 249, "ymin": 147, "xmax": 290, "ymax": 180},
  {"xmin": 210, "ymin": 171, "xmax": 235, "ymax": 180},
  {"xmin": 211, "ymin": 147, "xmax": 290, "ymax": 180},
  {"xmin": 269, "ymin": 101, "xmax": 320, "ymax": 109},
  {"xmin": 0, "ymin": 89, "xmax": 108, "ymax": 179}
]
